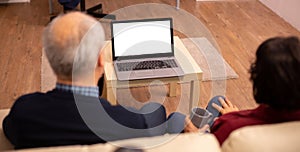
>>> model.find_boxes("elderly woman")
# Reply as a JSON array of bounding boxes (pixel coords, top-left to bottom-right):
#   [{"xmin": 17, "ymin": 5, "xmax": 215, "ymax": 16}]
[{"xmin": 208, "ymin": 36, "xmax": 300, "ymax": 145}]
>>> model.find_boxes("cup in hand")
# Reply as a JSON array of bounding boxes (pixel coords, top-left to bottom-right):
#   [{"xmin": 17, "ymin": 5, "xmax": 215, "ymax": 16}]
[{"xmin": 190, "ymin": 107, "xmax": 213, "ymax": 128}]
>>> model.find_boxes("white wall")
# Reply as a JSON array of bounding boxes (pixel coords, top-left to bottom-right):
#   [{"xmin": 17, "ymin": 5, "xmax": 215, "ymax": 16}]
[{"xmin": 259, "ymin": 0, "xmax": 300, "ymax": 32}]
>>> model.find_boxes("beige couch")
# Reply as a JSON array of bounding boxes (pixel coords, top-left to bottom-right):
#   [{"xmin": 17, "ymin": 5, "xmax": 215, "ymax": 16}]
[
  {"xmin": 1, "ymin": 109, "xmax": 300, "ymax": 152},
  {"xmin": 222, "ymin": 121, "xmax": 300, "ymax": 152}
]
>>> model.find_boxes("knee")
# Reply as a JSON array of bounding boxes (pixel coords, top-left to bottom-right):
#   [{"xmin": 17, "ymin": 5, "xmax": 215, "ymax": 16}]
[
  {"xmin": 211, "ymin": 95, "xmax": 225, "ymax": 102},
  {"xmin": 167, "ymin": 112, "xmax": 186, "ymax": 134},
  {"xmin": 208, "ymin": 95, "xmax": 225, "ymax": 107},
  {"xmin": 140, "ymin": 102, "xmax": 165, "ymax": 114}
]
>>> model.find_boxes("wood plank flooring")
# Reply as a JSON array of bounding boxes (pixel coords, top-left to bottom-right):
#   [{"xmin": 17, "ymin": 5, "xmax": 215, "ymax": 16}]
[{"xmin": 1, "ymin": 0, "xmax": 300, "ymax": 114}]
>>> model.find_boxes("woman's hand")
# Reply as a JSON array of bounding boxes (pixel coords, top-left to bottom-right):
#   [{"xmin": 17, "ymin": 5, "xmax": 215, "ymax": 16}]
[{"xmin": 212, "ymin": 97, "xmax": 239, "ymax": 115}]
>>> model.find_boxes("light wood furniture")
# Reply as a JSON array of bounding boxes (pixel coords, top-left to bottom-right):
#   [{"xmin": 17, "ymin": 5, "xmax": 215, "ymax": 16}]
[{"xmin": 101, "ymin": 36, "xmax": 202, "ymax": 111}]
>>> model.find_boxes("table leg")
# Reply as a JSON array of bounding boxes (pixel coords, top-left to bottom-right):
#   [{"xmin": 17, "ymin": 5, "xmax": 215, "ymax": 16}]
[
  {"xmin": 189, "ymin": 80, "xmax": 200, "ymax": 111},
  {"xmin": 106, "ymin": 86, "xmax": 117, "ymax": 105},
  {"xmin": 169, "ymin": 82, "xmax": 177, "ymax": 97},
  {"xmin": 101, "ymin": 81, "xmax": 107, "ymax": 99}
]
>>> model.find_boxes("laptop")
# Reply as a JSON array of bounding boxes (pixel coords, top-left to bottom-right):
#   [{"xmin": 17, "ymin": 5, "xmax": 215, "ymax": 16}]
[{"xmin": 111, "ymin": 18, "xmax": 184, "ymax": 81}]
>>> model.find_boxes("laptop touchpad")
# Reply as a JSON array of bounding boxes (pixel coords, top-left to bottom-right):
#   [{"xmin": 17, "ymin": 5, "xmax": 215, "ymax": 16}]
[{"xmin": 134, "ymin": 71, "xmax": 154, "ymax": 77}]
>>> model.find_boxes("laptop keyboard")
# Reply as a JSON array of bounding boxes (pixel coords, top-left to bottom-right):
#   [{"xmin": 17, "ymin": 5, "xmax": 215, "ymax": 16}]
[{"xmin": 117, "ymin": 59, "xmax": 178, "ymax": 71}]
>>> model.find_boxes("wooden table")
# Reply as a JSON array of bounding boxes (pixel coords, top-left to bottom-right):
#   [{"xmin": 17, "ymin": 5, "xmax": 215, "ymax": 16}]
[{"xmin": 101, "ymin": 36, "xmax": 202, "ymax": 111}]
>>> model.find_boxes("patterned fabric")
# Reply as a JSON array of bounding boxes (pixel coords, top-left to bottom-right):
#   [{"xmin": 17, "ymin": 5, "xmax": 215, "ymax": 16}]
[{"xmin": 55, "ymin": 83, "xmax": 99, "ymax": 98}]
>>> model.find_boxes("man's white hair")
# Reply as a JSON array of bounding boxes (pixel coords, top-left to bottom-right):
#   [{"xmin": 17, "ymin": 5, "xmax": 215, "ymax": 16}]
[{"xmin": 43, "ymin": 12, "xmax": 105, "ymax": 81}]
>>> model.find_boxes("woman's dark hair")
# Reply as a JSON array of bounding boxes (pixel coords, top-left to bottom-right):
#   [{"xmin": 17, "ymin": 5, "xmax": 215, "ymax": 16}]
[{"xmin": 250, "ymin": 36, "xmax": 300, "ymax": 110}]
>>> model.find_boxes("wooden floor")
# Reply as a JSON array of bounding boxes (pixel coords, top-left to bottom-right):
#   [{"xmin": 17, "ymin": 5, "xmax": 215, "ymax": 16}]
[{"xmin": 1, "ymin": 0, "xmax": 300, "ymax": 114}]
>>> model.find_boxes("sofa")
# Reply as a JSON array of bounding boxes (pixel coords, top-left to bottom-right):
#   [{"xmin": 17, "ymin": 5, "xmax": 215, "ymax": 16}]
[{"xmin": 1, "ymin": 109, "xmax": 300, "ymax": 152}]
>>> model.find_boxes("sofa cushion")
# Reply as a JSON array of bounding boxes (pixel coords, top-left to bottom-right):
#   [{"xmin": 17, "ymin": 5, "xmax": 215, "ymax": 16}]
[
  {"xmin": 0, "ymin": 109, "xmax": 14, "ymax": 151},
  {"xmin": 111, "ymin": 133, "xmax": 221, "ymax": 152},
  {"xmin": 11, "ymin": 133, "xmax": 220, "ymax": 152},
  {"xmin": 222, "ymin": 121, "xmax": 300, "ymax": 152}
]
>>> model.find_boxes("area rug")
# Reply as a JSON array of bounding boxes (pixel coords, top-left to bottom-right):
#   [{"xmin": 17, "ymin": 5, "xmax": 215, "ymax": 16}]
[
  {"xmin": 41, "ymin": 38, "xmax": 238, "ymax": 92},
  {"xmin": 181, "ymin": 37, "xmax": 238, "ymax": 81}
]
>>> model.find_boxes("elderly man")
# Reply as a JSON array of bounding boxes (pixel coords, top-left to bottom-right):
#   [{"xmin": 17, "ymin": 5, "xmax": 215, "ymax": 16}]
[{"xmin": 3, "ymin": 12, "xmax": 197, "ymax": 149}]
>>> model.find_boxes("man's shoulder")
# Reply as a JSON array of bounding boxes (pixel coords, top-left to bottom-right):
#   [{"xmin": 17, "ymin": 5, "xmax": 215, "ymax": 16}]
[
  {"xmin": 19, "ymin": 92, "xmax": 46, "ymax": 98},
  {"xmin": 14, "ymin": 92, "xmax": 47, "ymax": 104},
  {"xmin": 10, "ymin": 90, "xmax": 67, "ymax": 112},
  {"xmin": 14, "ymin": 89, "xmax": 74, "ymax": 103}
]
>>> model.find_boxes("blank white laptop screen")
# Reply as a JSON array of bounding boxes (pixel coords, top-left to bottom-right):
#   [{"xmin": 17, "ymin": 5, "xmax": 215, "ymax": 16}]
[{"xmin": 112, "ymin": 20, "xmax": 172, "ymax": 58}]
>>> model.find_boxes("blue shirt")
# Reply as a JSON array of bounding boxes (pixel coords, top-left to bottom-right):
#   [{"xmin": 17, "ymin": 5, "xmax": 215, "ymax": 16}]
[{"xmin": 55, "ymin": 83, "xmax": 99, "ymax": 98}]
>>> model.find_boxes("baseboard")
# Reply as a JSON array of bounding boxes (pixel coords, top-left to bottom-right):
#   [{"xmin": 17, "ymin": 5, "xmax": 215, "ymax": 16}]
[{"xmin": 0, "ymin": 0, "xmax": 30, "ymax": 3}]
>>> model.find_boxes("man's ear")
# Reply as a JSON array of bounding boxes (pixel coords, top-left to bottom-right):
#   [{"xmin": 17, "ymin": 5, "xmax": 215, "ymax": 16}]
[{"xmin": 97, "ymin": 50, "xmax": 105, "ymax": 68}]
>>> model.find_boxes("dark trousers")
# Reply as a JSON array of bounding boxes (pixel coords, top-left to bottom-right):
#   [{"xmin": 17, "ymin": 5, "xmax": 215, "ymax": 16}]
[{"xmin": 58, "ymin": 0, "xmax": 80, "ymax": 10}]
